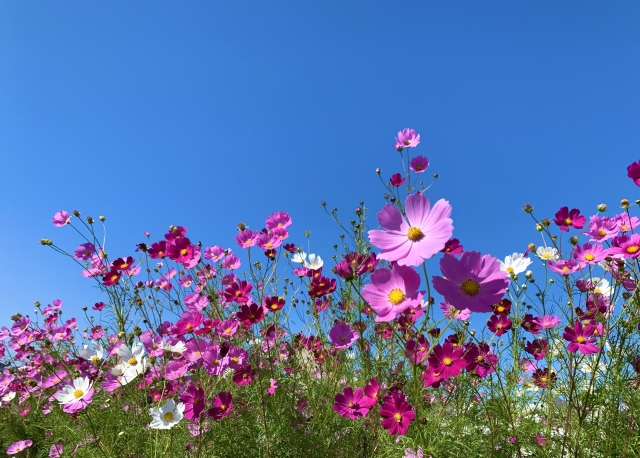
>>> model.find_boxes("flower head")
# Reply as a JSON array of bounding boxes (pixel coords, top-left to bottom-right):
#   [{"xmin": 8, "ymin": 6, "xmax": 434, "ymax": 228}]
[
  {"xmin": 333, "ymin": 387, "xmax": 374, "ymax": 419},
  {"xmin": 553, "ymin": 207, "xmax": 586, "ymax": 231},
  {"xmin": 499, "ymin": 252, "xmax": 532, "ymax": 276},
  {"xmin": 369, "ymin": 193, "xmax": 453, "ymax": 266},
  {"xmin": 394, "ymin": 128, "xmax": 420, "ymax": 150},
  {"xmin": 409, "ymin": 155, "xmax": 429, "ymax": 173},
  {"xmin": 149, "ymin": 398, "xmax": 185, "ymax": 429},
  {"xmin": 329, "ymin": 323, "xmax": 359, "ymax": 349},
  {"xmin": 433, "ymin": 251, "xmax": 509, "ymax": 312},
  {"xmin": 380, "ymin": 394, "xmax": 415, "ymax": 435},
  {"xmin": 7, "ymin": 440, "xmax": 33, "ymax": 455},
  {"xmin": 361, "ymin": 264, "xmax": 424, "ymax": 322},
  {"xmin": 627, "ymin": 159, "xmax": 640, "ymax": 186},
  {"xmin": 52, "ymin": 211, "xmax": 71, "ymax": 227}
]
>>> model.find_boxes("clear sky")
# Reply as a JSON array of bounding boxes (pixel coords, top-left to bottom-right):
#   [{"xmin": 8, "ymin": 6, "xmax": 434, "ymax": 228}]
[{"xmin": 0, "ymin": 1, "xmax": 637, "ymax": 326}]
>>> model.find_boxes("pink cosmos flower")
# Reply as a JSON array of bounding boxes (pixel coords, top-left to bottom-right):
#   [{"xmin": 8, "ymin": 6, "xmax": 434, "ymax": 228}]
[
  {"xmin": 535, "ymin": 315, "xmax": 561, "ymax": 329},
  {"xmin": 216, "ymin": 319, "xmax": 239, "ymax": 338},
  {"xmin": 49, "ymin": 442, "xmax": 64, "ymax": 458},
  {"xmin": 204, "ymin": 245, "xmax": 226, "ymax": 262},
  {"xmin": 369, "ymin": 193, "xmax": 453, "ymax": 266},
  {"xmin": 329, "ymin": 323, "xmax": 359, "ymax": 349},
  {"xmin": 585, "ymin": 215, "xmax": 619, "ymax": 242},
  {"xmin": 615, "ymin": 213, "xmax": 640, "ymax": 232},
  {"xmin": 202, "ymin": 344, "xmax": 229, "ymax": 376},
  {"xmin": 440, "ymin": 238, "xmax": 463, "ymax": 255},
  {"xmin": 553, "ymin": 207, "xmax": 586, "ymax": 231},
  {"xmin": 409, "ymin": 155, "xmax": 429, "ymax": 173},
  {"xmin": 547, "ymin": 259, "xmax": 581, "ymax": 276},
  {"xmin": 563, "ymin": 322, "xmax": 599, "ymax": 354},
  {"xmin": 222, "ymin": 253, "xmax": 241, "ymax": 270},
  {"xmin": 164, "ymin": 361, "xmax": 188, "ymax": 381},
  {"xmin": 74, "ymin": 243, "xmax": 96, "ymax": 261},
  {"xmin": 427, "ymin": 341, "xmax": 467, "ymax": 379},
  {"xmin": 208, "ymin": 392, "xmax": 233, "ymax": 420},
  {"xmin": 236, "ymin": 303, "xmax": 266, "ymax": 326},
  {"xmin": 439, "ymin": 302, "xmax": 471, "ymax": 320},
  {"xmin": 7, "ymin": 440, "xmax": 33, "ymax": 455},
  {"xmin": 361, "ymin": 264, "xmax": 425, "ymax": 322},
  {"xmin": 487, "ymin": 314, "xmax": 512, "ymax": 336},
  {"xmin": 627, "ymin": 159, "xmax": 640, "ymax": 186},
  {"xmin": 267, "ymin": 378, "xmax": 278, "ymax": 395},
  {"xmin": 52, "ymin": 211, "xmax": 71, "ymax": 227},
  {"xmin": 364, "ymin": 378, "xmax": 380, "ymax": 403},
  {"xmin": 380, "ymin": 394, "xmax": 415, "ymax": 435},
  {"xmin": 266, "ymin": 211, "xmax": 292, "ymax": 230},
  {"xmin": 235, "ymin": 229, "xmax": 259, "ymax": 249},
  {"xmin": 432, "ymin": 251, "xmax": 509, "ymax": 312},
  {"xmin": 390, "ymin": 173, "xmax": 406, "ymax": 187},
  {"xmin": 179, "ymin": 384, "xmax": 206, "ymax": 420},
  {"xmin": 394, "ymin": 128, "xmax": 420, "ymax": 150},
  {"xmin": 573, "ymin": 242, "xmax": 608, "ymax": 265},
  {"xmin": 233, "ymin": 365, "xmax": 255, "ymax": 386},
  {"xmin": 256, "ymin": 232, "xmax": 281, "ymax": 250},
  {"xmin": 333, "ymin": 387, "xmax": 374, "ymax": 419},
  {"xmin": 607, "ymin": 233, "xmax": 640, "ymax": 259},
  {"xmin": 148, "ymin": 241, "xmax": 167, "ymax": 259},
  {"xmin": 405, "ymin": 335, "xmax": 430, "ymax": 365}
]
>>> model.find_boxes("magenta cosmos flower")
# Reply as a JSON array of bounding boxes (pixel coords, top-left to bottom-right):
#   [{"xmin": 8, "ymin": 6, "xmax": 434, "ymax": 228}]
[
  {"xmin": 380, "ymin": 394, "xmax": 415, "ymax": 435},
  {"xmin": 333, "ymin": 387, "xmax": 375, "ymax": 419},
  {"xmin": 7, "ymin": 440, "xmax": 33, "ymax": 455},
  {"xmin": 52, "ymin": 210, "xmax": 71, "ymax": 227},
  {"xmin": 627, "ymin": 160, "xmax": 640, "ymax": 186},
  {"xmin": 394, "ymin": 128, "xmax": 420, "ymax": 150},
  {"xmin": 432, "ymin": 251, "xmax": 509, "ymax": 312},
  {"xmin": 369, "ymin": 193, "xmax": 453, "ymax": 267},
  {"xmin": 608, "ymin": 233, "xmax": 640, "ymax": 259},
  {"xmin": 563, "ymin": 322, "xmax": 599, "ymax": 354},
  {"xmin": 361, "ymin": 264, "xmax": 424, "ymax": 322},
  {"xmin": 553, "ymin": 207, "xmax": 586, "ymax": 231},
  {"xmin": 329, "ymin": 323, "xmax": 359, "ymax": 349},
  {"xmin": 409, "ymin": 155, "xmax": 429, "ymax": 173},
  {"xmin": 573, "ymin": 242, "xmax": 608, "ymax": 265}
]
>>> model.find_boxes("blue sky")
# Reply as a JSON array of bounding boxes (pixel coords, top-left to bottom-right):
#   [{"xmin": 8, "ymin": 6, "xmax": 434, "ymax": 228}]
[{"xmin": 0, "ymin": 1, "xmax": 637, "ymax": 326}]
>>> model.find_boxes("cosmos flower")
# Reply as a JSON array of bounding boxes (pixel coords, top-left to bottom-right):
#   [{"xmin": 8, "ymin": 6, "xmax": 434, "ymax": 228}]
[
  {"xmin": 361, "ymin": 264, "xmax": 424, "ymax": 322},
  {"xmin": 149, "ymin": 399, "xmax": 185, "ymax": 429},
  {"xmin": 499, "ymin": 252, "xmax": 532, "ymax": 276}
]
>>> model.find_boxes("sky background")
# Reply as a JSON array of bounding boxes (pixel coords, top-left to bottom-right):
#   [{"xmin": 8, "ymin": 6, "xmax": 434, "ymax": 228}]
[{"xmin": 0, "ymin": 1, "xmax": 638, "ymax": 328}]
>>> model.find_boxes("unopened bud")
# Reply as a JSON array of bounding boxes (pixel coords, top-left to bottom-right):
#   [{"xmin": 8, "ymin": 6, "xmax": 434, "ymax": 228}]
[
  {"xmin": 321, "ymin": 201, "xmax": 326, "ymax": 207},
  {"xmin": 541, "ymin": 218, "xmax": 551, "ymax": 227},
  {"xmin": 523, "ymin": 204, "xmax": 533, "ymax": 213},
  {"xmin": 73, "ymin": 210, "xmax": 80, "ymax": 217},
  {"xmin": 569, "ymin": 236, "xmax": 579, "ymax": 245},
  {"xmin": 99, "ymin": 215, "xmax": 106, "ymax": 222},
  {"xmin": 433, "ymin": 173, "xmax": 439, "ymax": 179},
  {"xmin": 34, "ymin": 301, "xmax": 40, "ymax": 307},
  {"xmin": 375, "ymin": 168, "xmax": 381, "ymax": 175},
  {"xmin": 527, "ymin": 243, "xmax": 536, "ymax": 252},
  {"xmin": 621, "ymin": 199, "xmax": 630, "ymax": 210},
  {"xmin": 86, "ymin": 216, "xmax": 94, "ymax": 224},
  {"xmin": 525, "ymin": 271, "xmax": 533, "ymax": 279},
  {"xmin": 597, "ymin": 204, "xmax": 607, "ymax": 213},
  {"xmin": 536, "ymin": 224, "xmax": 543, "ymax": 232}
]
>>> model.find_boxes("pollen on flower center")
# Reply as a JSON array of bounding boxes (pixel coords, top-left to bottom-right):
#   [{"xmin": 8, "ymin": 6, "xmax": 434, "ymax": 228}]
[
  {"xmin": 460, "ymin": 279, "xmax": 480, "ymax": 296},
  {"xmin": 407, "ymin": 227, "xmax": 425, "ymax": 242},
  {"xmin": 627, "ymin": 245, "xmax": 639, "ymax": 254},
  {"xmin": 180, "ymin": 248, "xmax": 188, "ymax": 256},
  {"xmin": 73, "ymin": 389, "xmax": 85, "ymax": 399},
  {"xmin": 597, "ymin": 229, "xmax": 606, "ymax": 237},
  {"xmin": 348, "ymin": 402, "xmax": 354, "ymax": 408},
  {"xmin": 576, "ymin": 336, "xmax": 585, "ymax": 343},
  {"xmin": 388, "ymin": 289, "xmax": 405, "ymax": 305},
  {"xmin": 443, "ymin": 357, "xmax": 453, "ymax": 366},
  {"xmin": 394, "ymin": 412, "xmax": 402, "ymax": 422},
  {"xmin": 564, "ymin": 218, "xmax": 572, "ymax": 225},
  {"xmin": 584, "ymin": 254, "xmax": 595, "ymax": 261},
  {"xmin": 506, "ymin": 267, "xmax": 514, "ymax": 273},
  {"xmin": 128, "ymin": 357, "xmax": 138, "ymax": 366},
  {"xmin": 163, "ymin": 412, "xmax": 174, "ymax": 422}
]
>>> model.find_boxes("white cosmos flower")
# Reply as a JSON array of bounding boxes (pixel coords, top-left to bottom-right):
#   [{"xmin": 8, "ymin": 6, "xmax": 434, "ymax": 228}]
[
  {"xmin": 591, "ymin": 277, "xmax": 612, "ymax": 296},
  {"xmin": 2, "ymin": 391, "xmax": 16, "ymax": 402},
  {"xmin": 113, "ymin": 342, "xmax": 147, "ymax": 383},
  {"xmin": 160, "ymin": 340, "xmax": 186, "ymax": 354},
  {"xmin": 78, "ymin": 342, "xmax": 104, "ymax": 363},
  {"xmin": 536, "ymin": 246, "xmax": 559, "ymax": 262},
  {"xmin": 304, "ymin": 253, "xmax": 323, "ymax": 270},
  {"xmin": 499, "ymin": 252, "xmax": 532, "ymax": 276},
  {"xmin": 149, "ymin": 398, "xmax": 185, "ymax": 430},
  {"xmin": 291, "ymin": 251, "xmax": 307, "ymax": 264},
  {"xmin": 55, "ymin": 377, "xmax": 93, "ymax": 405}
]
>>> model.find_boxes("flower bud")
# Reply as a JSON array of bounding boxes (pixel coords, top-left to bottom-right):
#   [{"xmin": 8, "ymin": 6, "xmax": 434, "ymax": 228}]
[
  {"xmin": 621, "ymin": 199, "xmax": 630, "ymax": 210},
  {"xmin": 597, "ymin": 204, "xmax": 607, "ymax": 212},
  {"xmin": 527, "ymin": 243, "xmax": 536, "ymax": 252},
  {"xmin": 541, "ymin": 218, "xmax": 551, "ymax": 227},
  {"xmin": 525, "ymin": 270, "xmax": 533, "ymax": 279},
  {"xmin": 523, "ymin": 204, "xmax": 533, "ymax": 213},
  {"xmin": 73, "ymin": 210, "xmax": 81, "ymax": 217},
  {"xmin": 536, "ymin": 224, "xmax": 543, "ymax": 232},
  {"xmin": 321, "ymin": 201, "xmax": 326, "ymax": 207},
  {"xmin": 569, "ymin": 236, "xmax": 579, "ymax": 245},
  {"xmin": 375, "ymin": 168, "xmax": 381, "ymax": 175},
  {"xmin": 86, "ymin": 216, "xmax": 94, "ymax": 224},
  {"xmin": 433, "ymin": 173, "xmax": 439, "ymax": 179},
  {"xmin": 34, "ymin": 301, "xmax": 40, "ymax": 307},
  {"xmin": 99, "ymin": 215, "xmax": 106, "ymax": 221}
]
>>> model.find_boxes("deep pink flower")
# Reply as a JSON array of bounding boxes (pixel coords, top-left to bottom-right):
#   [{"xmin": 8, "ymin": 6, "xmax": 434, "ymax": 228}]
[
  {"xmin": 409, "ymin": 155, "xmax": 429, "ymax": 173},
  {"xmin": 432, "ymin": 251, "xmax": 509, "ymax": 312},
  {"xmin": 102, "ymin": 269, "xmax": 121, "ymax": 287},
  {"xmin": 52, "ymin": 211, "xmax": 71, "ymax": 227},
  {"xmin": 524, "ymin": 338, "xmax": 548, "ymax": 360},
  {"xmin": 173, "ymin": 311, "xmax": 204, "ymax": 336},
  {"xmin": 535, "ymin": 315, "xmax": 561, "ymax": 329},
  {"xmin": 553, "ymin": 207, "xmax": 586, "ymax": 231},
  {"xmin": 394, "ymin": 128, "xmax": 420, "ymax": 150},
  {"xmin": 224, "ymin": 280, "xmax": 253, "ymax": 304},
  {"xmin": 237, "ymin": 303, "xmax": 266, "ymax": 327},
  {"xmin": 7, "ymin": 440, "xmax": 33, "ymax": 455},
  {"xmin": 547, "ymin": 259, "xmax": 581, "ymax": 275},
  {"xmin": 369, "ymin": 193, "xmax": 453, "ymax": 266},
  {"xmin": 364, "ymin": 378, "xmax": 380, "ymax": 403},
  {"xmin": 492, "ymin": 298, "xmax": 511, "ymax": 315},
  {"xmin": 390, "ymin": 173, "xmax": 406, "ymax": 187},
  {"xmin": 573, "ymin": 242, "xmax": 608, "ymax": 265},
  {"xmin": 227, "ymin": 346, "xmax": 248, "ymax": 370},
  {"xmin": 202, "ymin": 344, "xmax": 229, "ymax": 376},
  {"xmin": 563, "ymin": 322, "xmax": 599, "ymax": 354},
  {"xmin": 607, "ymin": 233, "xmax": 640, "ymax": 259},
  {"xmin": 427, "ymin": 341, "xmax": 467, "ymax": 379},
  {"xmin": 222, "ymin": 253, "xmax": 241, "ymax": 270},
  {"xmin": 267, "ymin": 378, "xmax": 278, "ymax": 395},
  {"xmin": 333, "ymin": 387, "xmax": 374, "ymax": 419},
  {"xmin": 266, "ymin": 211, "xmax": 292, "ymax": 230},
  {"xmin": 233, "ymin": 365, "xmax": 256, "ymax": 386},
  {"xmin": 216, "ymin": 319, "xmax": 239, "ymax": 338},
  {"xmin": 208, "ymin": 392, "xmax": 233, "ymax": 420},
  {"xmin": 167, "ymin": 237, "xmax": 194, "ymax": 263},
  {"xmin": 405, "ymin": 335, "xmax": 430, "ymax": 365},
  {"xmin": 264, "ymin": 295, "xmax": 285, "ymax": 312},
  {"xmin": 440, "ymin": 238, "xmax": 463, "ymax": 255},
  {"xmin": 148, "ymin": 241, "xmax": 167, "ymax": 259},
  {"xmin": 487, "ymin": 314, "xmax": 512, "ymax": 336},
  {"xmin": 380, "ymin": 395, "xmax": 415, "ymax": 435},
  {"xmin": 532, "ymin": 368, "xmax": 556, "ymax": 388},
  {"xmin": 179, "ymin": 384, "xmax": 206, "ymax": 420},
  {"xmin": 361, "ymin": 264, "xmax": 424, "ymax": 322},
  {"xmin": 616, "ymin": 213, "xmax": 640, "ymax": 232},
  {"xmin": 627, "ymin": 160, "xmax": 640, "ymax": 186},
  {"xmin": 204, "ymin": 245, "xmax": 226, "ymax": 262},
  {"xmin": 329, "ymin": 323, "xmax": 359, "ymax": 349}
]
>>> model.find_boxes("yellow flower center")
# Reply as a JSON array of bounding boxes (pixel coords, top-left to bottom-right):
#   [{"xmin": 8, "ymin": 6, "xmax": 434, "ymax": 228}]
[
  {"xmin": 73, "ymin": 389, "xmax": 85, "ymax": 399},
  {"xmin": 163, "ymin": 412, "xmax": 174, "ymax": 422},
  {"xmin": 340, "ymin": 337, "xmax": 346, "ymax": 342},
  {"xmin": 180, "ymin": 248, "xmax": 188, "ymax": 256},
  {"xmin": 506, "ymin": 267, "xmax": 514, "ymax": 273},
  {"xmin": 627, "ymin": 245, "xmax": 639, "ymax": 254},
  {"xmin": 394, "ymin": 412, "xmax": 402, "ymax": 421},
  {"xmin": 496, "ymin": 306, "xmax": 505, "ymax": 313},
  {"xmin": 443, "ymin": 357, "xmax": 453, "ymax": 366},
  {"xmin": 576, "ymin": 336, "xmax": 585, "ymax": 343},
  {"xmin": 542, "ymin": 253, "xmax": 551, "ymax": 259},
  {"xmin": 128, "ymin": 357, "xmax": 138, "ymax": 366},
  {"xmin": 415, "ymin": 164, "xmax": 423, "ymax": 170},
  {"xmin": 461, "ymin": 279, "xmax": 480, "ymax": 296},
  {"xmin": 407, "ymin": 227, "xmax": 424, "ymax": 242},
  {"xmin": 584, "ymin": 254, "xmax": 595, "ymax": 261},
  {"xmin": 597, "ymin": 229, "xmax": 606, "ymax": 237},
  {"xmin": 561, "ymin": 266, "xmax": 569, "ymax": 272},
  {"xmin": 348, "ymin": 402, "xmax": 354, "ymax": 408},
  {"xmin": 91, "ymin": 356, "xmax": 99, "ymax": 363},
  {"xmin": 564, "ymin": 218, "xmax": 572, "ymax": 225},
  {"xmin": 388, "ymin": 289, "xmax": 405, "ymax": 305}
]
